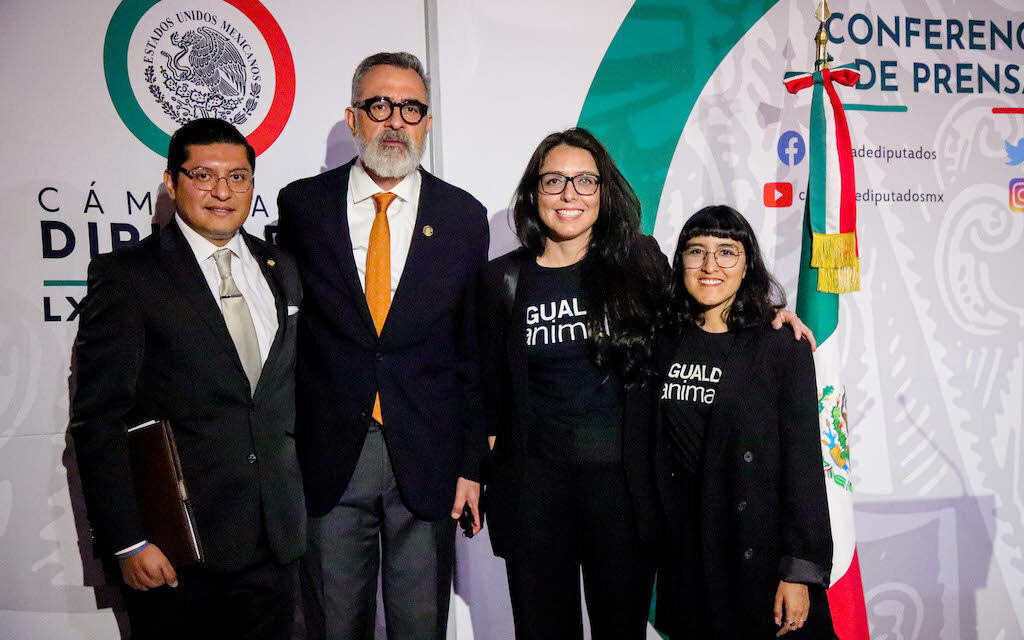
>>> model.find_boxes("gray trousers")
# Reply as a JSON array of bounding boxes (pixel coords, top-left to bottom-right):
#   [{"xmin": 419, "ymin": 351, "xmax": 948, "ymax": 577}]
[{"xmin": 300, "ymin": 425, "xmax": 455, "ymax": 640}]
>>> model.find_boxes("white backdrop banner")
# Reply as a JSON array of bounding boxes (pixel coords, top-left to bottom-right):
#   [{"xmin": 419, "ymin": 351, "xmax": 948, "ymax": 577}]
[{"xmin": 1, "ymin": 1, "xmax": 1022, "ymax": 638}]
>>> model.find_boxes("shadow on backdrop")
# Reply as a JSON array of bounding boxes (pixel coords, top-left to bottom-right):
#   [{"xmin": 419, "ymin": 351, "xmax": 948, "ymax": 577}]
[
  {"xmin": 322, "ymin": 120, "xmax": 358, "ymax": 175},
  {"xmin": 486, "ymin": 208, "xmax": 520, "ymax": 261},
  {"xmin": 855, "ymin": 494, "xmax": 995, "ymax": 640},
  {"xmin": 65, "ymin": 343, "xmax": 130, "ymax": 638},
  {"xmin": 266, "ymin": 120, "xmax": 357, "ymax": 247},
  {"xmin": 856, "ymin": 396, "xmax": 997, "ymax": 640},
  {"xmin": 455, "ymin": 529, "xmax": 515, "ymax": 640}
]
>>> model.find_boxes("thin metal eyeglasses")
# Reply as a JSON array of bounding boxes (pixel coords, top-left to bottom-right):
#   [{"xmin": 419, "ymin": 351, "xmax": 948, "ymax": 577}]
[
  {"xmin": 353, "ymin": 96, "xmax": 429, "ymax": 124},
  {"xmin": 682, "ymin": 247, "xmax": 745, "ymax": 269},
  {"xmin": 178, "ymin": 168, "xmax": 254, "ymax": 193},
  {"xmin": 538, "ymin": 173, "xmax": 601, "ymax": 196}
]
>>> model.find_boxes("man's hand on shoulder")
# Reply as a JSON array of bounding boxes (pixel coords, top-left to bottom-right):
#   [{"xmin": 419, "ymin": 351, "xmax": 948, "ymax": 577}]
[
  {"xmin": 119, "ymin": 544, "xmax": 178, "ymax": 591},
  {"xmin": 772, "ymin": 309, "xmax": 817, "ymax": 351},
  {"xmin": 451, "ymin": 477, "xmax": 482, "ymax": 536}
]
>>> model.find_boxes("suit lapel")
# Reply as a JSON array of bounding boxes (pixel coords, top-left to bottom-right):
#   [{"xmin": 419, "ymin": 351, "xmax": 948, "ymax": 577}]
[
  {"xmin": 324, "ymin": 161, "xmax": 377, "ymax": 336},
  {"xmin": 380, "ymin": 167, "xmax": 434, "ymax": 342},
  {"xmin": 159, "ymin": 222, "xmax": 247, "ymax": 378},
  {"xmin": 244, "ymin": 232, "xmax": 287, "ymax": 397}
]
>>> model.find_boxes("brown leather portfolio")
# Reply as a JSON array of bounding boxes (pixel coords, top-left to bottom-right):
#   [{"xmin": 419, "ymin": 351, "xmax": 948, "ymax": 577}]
[{"xmin": 127, "ymin": 419, "xmax": 203, "ymax": 566}]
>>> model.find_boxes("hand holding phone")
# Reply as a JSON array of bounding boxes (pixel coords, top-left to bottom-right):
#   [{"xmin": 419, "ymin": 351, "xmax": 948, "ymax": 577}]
[{"xmin": 458, "ymin": 503, "xmax": 476, "ymax": 538}]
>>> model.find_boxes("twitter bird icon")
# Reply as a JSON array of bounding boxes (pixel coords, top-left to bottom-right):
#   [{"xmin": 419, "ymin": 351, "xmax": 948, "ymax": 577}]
[{"xmin": 1007, "ymin": 138, "xmax": 1024, "ymax": 166}]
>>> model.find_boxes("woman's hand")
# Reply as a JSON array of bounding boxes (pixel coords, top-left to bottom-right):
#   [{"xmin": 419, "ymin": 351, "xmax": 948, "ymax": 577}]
[{"xmin": 774, "ymin": 580, "xmax": 809, "ymax": 636}]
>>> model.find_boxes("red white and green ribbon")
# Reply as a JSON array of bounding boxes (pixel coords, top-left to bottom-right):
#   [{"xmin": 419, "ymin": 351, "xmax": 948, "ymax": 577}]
[{"xmin": 785, "ymin": 63, "xmax": 861, "ymax": 293}]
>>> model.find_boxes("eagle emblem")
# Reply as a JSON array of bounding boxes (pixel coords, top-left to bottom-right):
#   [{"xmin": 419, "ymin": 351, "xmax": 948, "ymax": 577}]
[
  {"xmin": 144, "ymin": 25, "xmax": 261, "ymax": 127},
  {"xmin": 166, "ymin": 27, "xmax": 247, "ymax": 97},
  {"xmin": 819, "ymin": 383, "xmax": 853, "ymax": 491}
]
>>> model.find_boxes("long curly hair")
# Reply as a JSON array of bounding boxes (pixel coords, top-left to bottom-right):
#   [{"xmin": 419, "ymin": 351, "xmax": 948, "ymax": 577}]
[
  {"xmin": 511, "ymin": 128, "xmax": 668, "ymax": 383},
  {"xmin": 667, "ymin": 205, "xmax": 785, "ymax": 330}
]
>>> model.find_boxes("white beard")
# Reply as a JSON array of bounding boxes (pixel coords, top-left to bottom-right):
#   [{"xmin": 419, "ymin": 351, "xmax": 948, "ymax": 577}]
[{"xmin": 355, "ymin": 126, "xmax": 425, "ymax": 179}]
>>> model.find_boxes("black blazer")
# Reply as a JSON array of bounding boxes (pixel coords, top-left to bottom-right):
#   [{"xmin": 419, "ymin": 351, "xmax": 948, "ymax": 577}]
[
  {"xmin": 70, "ymin": 222, "xmax": 306, "ymax": 573},
  {"xmin": 276, "ymin": 160, "xmax": 489, "ymax": 520},
  {"xmin": 477, "ymin": 247, "xmax": 663, "ymax": 558},
  {"xmin": 653, "ymin": 326, "xmax": 834, "ymax": 638}
]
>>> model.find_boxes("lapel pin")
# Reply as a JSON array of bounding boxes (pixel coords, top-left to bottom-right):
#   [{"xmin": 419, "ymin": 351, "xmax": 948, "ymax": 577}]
[
  {"xmin": 267, "ymin": 259, "xmax": 276, "ymax": 267},
  {"xmin": 423, "ymin": 225, "xmax": 434, "ymax": 237}
]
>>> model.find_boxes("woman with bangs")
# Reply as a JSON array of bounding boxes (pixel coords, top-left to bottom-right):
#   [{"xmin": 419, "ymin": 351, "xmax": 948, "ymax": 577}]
[{"xmin": 655, "ymin": 205, "xmax": 835, "ymax": 639}]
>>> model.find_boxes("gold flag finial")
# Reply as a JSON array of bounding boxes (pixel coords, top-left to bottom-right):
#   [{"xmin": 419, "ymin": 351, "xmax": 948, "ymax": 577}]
[
  {"xmin": 814, "ymin": 1, "xmax": 832, "ymax": 71},
  {"xmin": 815, "ymin": 0, "xmax": 831, "ymax": 23}
]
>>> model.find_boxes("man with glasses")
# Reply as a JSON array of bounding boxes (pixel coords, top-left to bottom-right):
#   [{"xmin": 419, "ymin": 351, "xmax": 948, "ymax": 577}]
[
  {"xmin": 277, "ymin": 52, "xmax": 488, "ymax": 639},
  {"xmin": 71, "ymin": 118, "xmax": 305, "ymax": 639}
]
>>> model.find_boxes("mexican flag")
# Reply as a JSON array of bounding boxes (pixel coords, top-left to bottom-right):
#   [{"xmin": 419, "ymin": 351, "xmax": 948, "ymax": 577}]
[{"xmin": 785, "ymin": 62, "xmax": 871, "ymax": 640}]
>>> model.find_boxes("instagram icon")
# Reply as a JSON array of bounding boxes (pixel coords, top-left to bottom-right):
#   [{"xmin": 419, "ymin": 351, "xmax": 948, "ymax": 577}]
[{"xmin": 1012, "ymin": 178, "xmax": 1024, "ymax": 212}]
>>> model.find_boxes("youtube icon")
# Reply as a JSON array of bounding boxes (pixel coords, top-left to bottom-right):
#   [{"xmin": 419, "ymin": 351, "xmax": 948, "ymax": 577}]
[{"xmin": 763, "ymin": 182, "xmax": 793, "ymax": 207}]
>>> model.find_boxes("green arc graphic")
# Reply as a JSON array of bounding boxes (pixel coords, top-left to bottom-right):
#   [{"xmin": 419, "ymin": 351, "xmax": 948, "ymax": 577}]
[
  {"xmin": 104, "ymin": 0, "xmax": 162, "ymax": 155},
  {"xmin": 578, "ymin": 0, "xmax": 778, "ymax": 234}
]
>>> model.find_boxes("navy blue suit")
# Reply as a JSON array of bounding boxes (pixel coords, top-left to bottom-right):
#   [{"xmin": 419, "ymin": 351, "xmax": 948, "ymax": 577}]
[
  {"xmin": 277, "ymin": 160, "xmax": 489, "ymax": 638},
  {"xmin": 276, "ymin": 159, "xmax": 489, "ymax": 519}
]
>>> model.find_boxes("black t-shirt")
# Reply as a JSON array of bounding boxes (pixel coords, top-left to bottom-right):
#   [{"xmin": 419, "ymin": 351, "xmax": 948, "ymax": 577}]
[
  {"xmin": 521, "ymin": 260, "xmax": 622, "ymax": 464},
  {"xmin": 660, "ymin": 330, "xmax": 735, "ymax": 474}
]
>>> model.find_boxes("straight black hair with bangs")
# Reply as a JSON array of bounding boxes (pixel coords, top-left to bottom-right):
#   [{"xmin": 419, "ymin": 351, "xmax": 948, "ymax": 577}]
[{"xmin": 668, "ymin": 205, "xmax": 786, "ymax": 330}]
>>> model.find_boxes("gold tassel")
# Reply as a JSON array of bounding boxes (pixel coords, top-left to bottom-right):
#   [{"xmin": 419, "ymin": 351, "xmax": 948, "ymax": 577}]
[
  {"xmin": 811, "ymin": 231, "xmax": 858, "ymax": 268},
  {"xmin": 817, "ymin": 259, "xmax": 861, "ymax": 294}
]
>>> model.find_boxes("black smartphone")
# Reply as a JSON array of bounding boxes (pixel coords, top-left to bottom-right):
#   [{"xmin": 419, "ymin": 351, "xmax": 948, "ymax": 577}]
[{"xmin": 458, "ymin": 504, "xmax": 475, "ymax": 538}]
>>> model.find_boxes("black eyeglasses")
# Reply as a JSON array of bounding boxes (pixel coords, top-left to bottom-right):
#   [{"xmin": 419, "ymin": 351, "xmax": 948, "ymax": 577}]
[
  {"xmin": 178, "ymin": 167, "xmax": 254, "ymax": 192},
  {"xmin": 353, "ymin": 96, "xmax": 429, "ymax": 124},
  {"xmin": 538, "ymin": 173, "xmax": 601, "ymax": 196}
]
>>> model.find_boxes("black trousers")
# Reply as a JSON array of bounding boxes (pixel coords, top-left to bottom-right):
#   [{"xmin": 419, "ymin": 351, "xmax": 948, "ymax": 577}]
[
  {"xmin": 504, "ymin": 458, "xmax": 655, "ymax": 640},
  {"xmin": 122, "ymin": 557, "xmax": 298, "ymax": 640}
]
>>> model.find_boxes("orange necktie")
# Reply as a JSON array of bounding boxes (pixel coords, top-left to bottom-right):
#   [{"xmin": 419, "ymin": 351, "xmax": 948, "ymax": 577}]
[{"xmin": 367, "ymin": 192, "xmax": 396, "ymax": 423}]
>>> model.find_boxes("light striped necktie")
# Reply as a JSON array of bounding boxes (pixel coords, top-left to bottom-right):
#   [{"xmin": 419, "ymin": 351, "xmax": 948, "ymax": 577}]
[
  {"xmin": 366, "ymin": 192, "xmax": 396, "ymax": 423},
  {"xmin": 214, "ymin": 248, "xmax": 262, "ymax": 395}
]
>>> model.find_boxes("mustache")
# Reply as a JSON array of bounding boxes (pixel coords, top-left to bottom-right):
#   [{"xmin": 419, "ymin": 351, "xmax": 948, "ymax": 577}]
[{"xmin": 374, "ymin": 129, "xmax": 412, "ymax": 148}]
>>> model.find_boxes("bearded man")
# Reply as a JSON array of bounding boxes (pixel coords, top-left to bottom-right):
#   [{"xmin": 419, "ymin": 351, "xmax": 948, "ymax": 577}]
[{"xmin": 276, "ymin": 52, "xmax": 489, "ymax": 639}]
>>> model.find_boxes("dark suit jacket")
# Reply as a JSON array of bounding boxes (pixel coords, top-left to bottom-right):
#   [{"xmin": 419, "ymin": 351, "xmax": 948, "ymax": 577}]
[
  {"xmin": 653, "ymin": 326, "xmax": 834, "ymax": 638},
  {"xmin": 276, "ymin": 160, "xmax": 489, "ymax": 520},
  {"xmin": 477, "ymin": 247, "xmax": 663, "ymax": 559},
  {"xmin": 70, "ymin": 222, "xmax": 306, "ymax": 573}
]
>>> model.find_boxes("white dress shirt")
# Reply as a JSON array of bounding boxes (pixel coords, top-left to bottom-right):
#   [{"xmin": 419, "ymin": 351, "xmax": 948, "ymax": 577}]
[
  {"xmin": 347, "ymin": 160, "xmax": 421, "ymax": 295},
  {"xmin": 175, "ymin": 215, "xmax": 279, "ymax": 363}
]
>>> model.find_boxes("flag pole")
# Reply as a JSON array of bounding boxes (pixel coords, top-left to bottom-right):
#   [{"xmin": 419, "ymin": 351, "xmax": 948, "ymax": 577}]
[{"xmin": 785, "ymin": 4, "xmax": 871, "ymax": 638}]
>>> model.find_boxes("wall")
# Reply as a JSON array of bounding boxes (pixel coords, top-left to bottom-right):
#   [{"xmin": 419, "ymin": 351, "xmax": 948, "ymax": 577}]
[{"xmin": 1, "ymin": 1, "xmax": 1021, "ymax": 637}]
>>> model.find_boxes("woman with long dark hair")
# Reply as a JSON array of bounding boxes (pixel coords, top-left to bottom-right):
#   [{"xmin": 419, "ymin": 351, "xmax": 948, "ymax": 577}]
[
  {"xmin": 655, "ymin": 205, "xmax": 834, "ymax": 638},
  {"xmin": 477, "ymin": 127, "xmax": 668, "ymax": 639}
]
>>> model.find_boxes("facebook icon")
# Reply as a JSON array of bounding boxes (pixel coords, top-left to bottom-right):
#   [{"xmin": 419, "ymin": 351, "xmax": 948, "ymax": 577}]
[{"xmin": 777, "ymin": 130, "xmax": 805, "ymax": 166}]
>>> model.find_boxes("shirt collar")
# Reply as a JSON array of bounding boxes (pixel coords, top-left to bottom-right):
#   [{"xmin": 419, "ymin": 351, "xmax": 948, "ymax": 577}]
[
  {"xmin": 350, "ymin": 159, "xmax": 420, "ymax": 207},
  {"xmin": 174, "ymin": 214, "xmax": 247, "ymax": 263}
]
